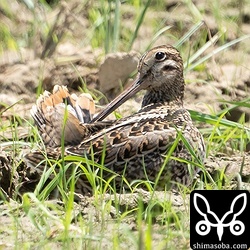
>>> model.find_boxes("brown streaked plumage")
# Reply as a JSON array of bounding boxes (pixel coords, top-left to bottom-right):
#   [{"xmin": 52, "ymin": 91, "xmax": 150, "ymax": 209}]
[{"xmin": 26, "ymin": 45, "xmax": 205, "ymax": 194}]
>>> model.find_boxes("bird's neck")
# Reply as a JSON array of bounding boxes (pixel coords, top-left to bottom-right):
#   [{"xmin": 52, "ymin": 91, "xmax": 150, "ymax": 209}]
[{"xmin": 141, "ymin": 81, "xmax": 184, "ymax": 107}]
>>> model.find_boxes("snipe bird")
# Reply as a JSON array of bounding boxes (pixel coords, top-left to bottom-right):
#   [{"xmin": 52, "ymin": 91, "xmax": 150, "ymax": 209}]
[{"xmin": 27, "ymin": 45, "xmax": 205, "ymax": 193}]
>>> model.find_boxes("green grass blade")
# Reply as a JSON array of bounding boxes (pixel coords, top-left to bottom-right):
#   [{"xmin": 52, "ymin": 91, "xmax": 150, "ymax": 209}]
[
  {"xmin": 189, "ymin": 109, "xmax": 250, "ymax": 131},
  {"xmin": 174, "ymin": 21, "xmax": 204, "ymax": 48},
  {"xmin": 127, "ymin": 0, "xmax": 152, "ymax": 50},
  {"xmin": 112, "ymin": 0, "xmax": 121, "ymax": 52},
  {"xmin": 146, "ymin": 25, "xmax": 172, "ymax": 50},
  {"xmin": 183, "ymin": 0, "xmax": 203, "ymax": 21},
  {"xmin": 218, "ymin": 98, "xmax": 250, "ymax": 111},
  {"xmin": 184, "ymin": 30, "xmax": 224, "ymax": 70},
  {"xmin": 186, "ymin": 34, "xmax": 250, "ymax": 71}
]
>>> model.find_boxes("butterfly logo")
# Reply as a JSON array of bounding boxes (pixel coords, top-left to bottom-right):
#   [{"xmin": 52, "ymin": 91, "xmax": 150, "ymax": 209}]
[{"xmin": 193, "ymin": 193, "xmax": 247, "ymax": 241}]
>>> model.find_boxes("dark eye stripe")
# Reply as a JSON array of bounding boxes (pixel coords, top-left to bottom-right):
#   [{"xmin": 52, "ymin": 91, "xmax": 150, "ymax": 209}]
[{"xmin": 163, "ymin": 65, "xmax": 175, "ymax": 71}]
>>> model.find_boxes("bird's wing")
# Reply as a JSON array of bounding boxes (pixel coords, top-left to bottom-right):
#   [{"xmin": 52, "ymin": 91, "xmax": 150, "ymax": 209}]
[{"xmin": 66, "ymin": 107, "xmax": 199, "ymax": 166}]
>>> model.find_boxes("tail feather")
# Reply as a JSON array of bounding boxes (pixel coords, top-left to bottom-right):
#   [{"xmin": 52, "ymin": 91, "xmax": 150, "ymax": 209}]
[
  {"xmin": 31, "ymin": 85, "xmax": 96, "ymax": 147},
  {"xmin": 72, "ymin": 93, "xmax": 95, "ymax": 123}
]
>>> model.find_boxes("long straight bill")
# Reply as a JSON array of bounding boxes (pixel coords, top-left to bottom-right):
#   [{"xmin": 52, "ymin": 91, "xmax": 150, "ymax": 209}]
[{"xmin": 91, "ymin": 75, "xmax": 143, "ymax": 123}]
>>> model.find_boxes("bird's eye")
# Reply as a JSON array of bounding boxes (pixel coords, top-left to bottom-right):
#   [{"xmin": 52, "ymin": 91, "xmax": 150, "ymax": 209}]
[{"xmin": 155, "ymin": 52, "xmax": 166, "ymax": 61}]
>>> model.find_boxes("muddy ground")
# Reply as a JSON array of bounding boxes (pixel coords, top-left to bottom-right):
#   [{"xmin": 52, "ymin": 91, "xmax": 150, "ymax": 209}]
[{"xmin": 0, "ymin": 0, "xmax": 250, "ymax": 249}]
